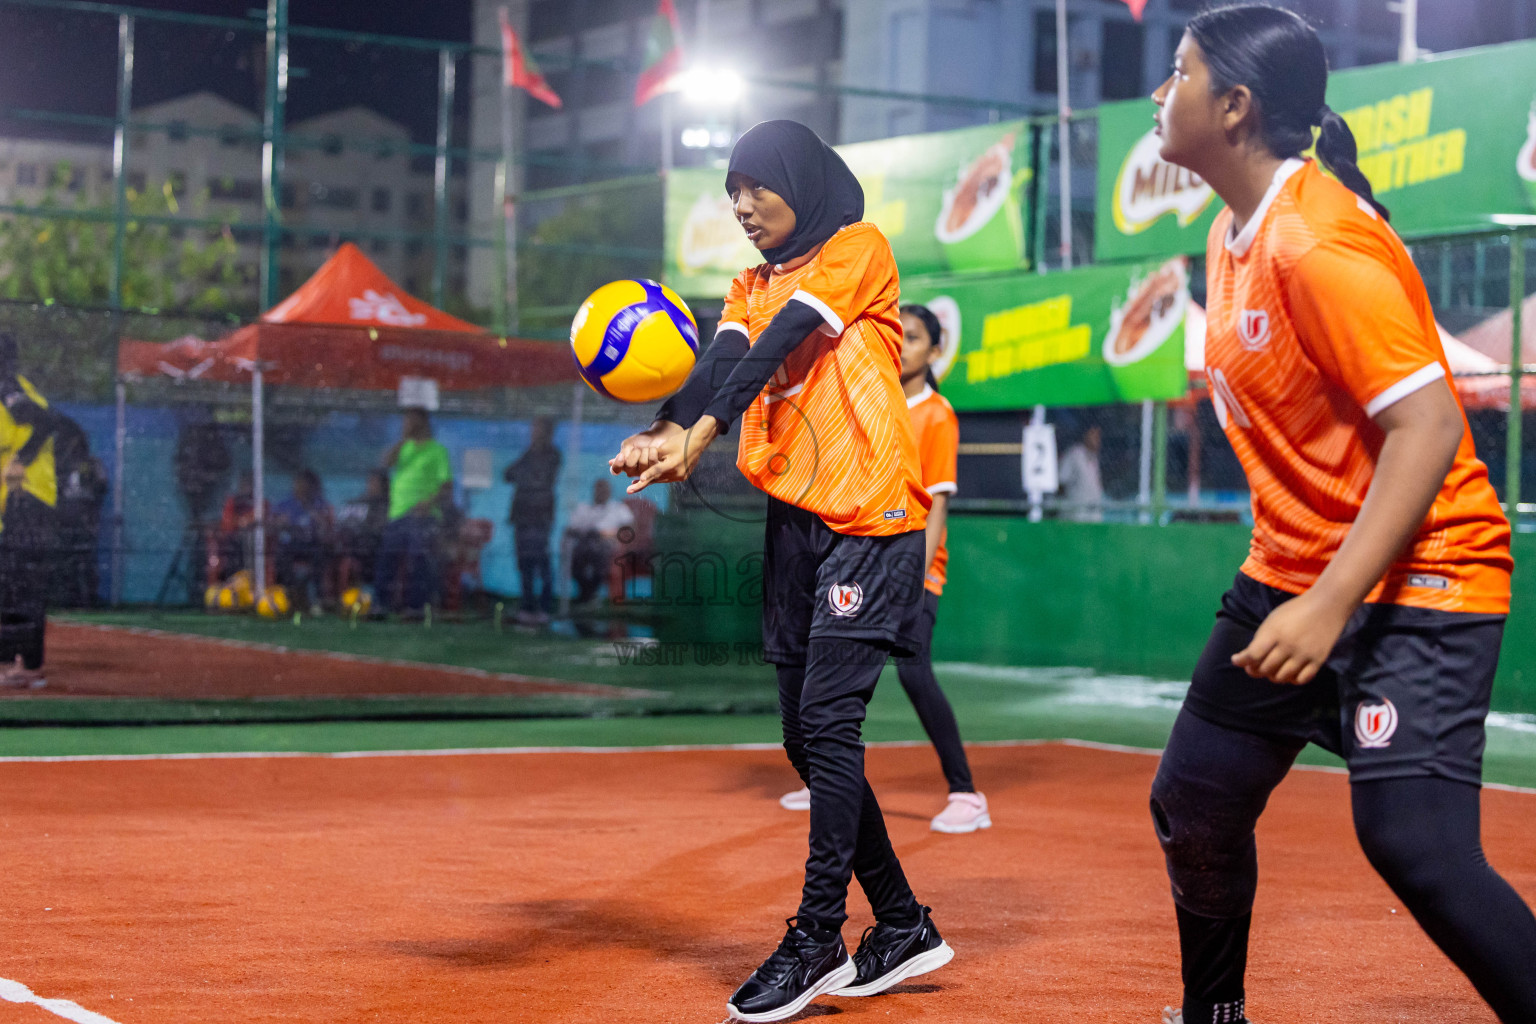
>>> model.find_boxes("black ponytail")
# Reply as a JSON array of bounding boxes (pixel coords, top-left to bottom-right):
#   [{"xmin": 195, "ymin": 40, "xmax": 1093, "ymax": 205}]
[
  {"xmin": 1187, "ymin": 4, "xmax": 1388, "ymax": 221},
  {"xmin": 900, "ymin": 303, "xmax": 945, "ymax": 393},
  {"xmin": 1316, "ymin": 106, "xmax": 1389, "ymax": 220}
]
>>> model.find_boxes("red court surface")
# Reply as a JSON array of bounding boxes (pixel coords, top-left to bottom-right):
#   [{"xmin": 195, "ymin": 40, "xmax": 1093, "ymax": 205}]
[
  {"xmin": 0, "ymin": 742, "xmax": 1530, "ymax": 1022},
  {"xmin": 5, "ymin": 622, "xmax": 645, "ymax": 699}
]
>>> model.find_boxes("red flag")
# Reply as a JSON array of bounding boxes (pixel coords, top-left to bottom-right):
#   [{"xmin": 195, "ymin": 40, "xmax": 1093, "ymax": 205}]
[
  {"xmin": 1122, "ymin": 0, "xmax": 1147, "ymax": 21},
  {"xmin": 634, "ymin": 0, "xmax": 685, "ymax": 107},
  {"xmin": 500, "ymin": 7, "xmax": 562, "ymax": 109}
]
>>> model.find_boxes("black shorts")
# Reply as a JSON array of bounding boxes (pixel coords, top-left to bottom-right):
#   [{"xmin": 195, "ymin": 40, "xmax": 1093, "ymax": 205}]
[
  {"xmin": 1185, "ymin": 572, "xmax": 1505, "ymax": 786},
  {"xmin": 760, "ymin": 497, "xmax": 927, "ymax": 665}
]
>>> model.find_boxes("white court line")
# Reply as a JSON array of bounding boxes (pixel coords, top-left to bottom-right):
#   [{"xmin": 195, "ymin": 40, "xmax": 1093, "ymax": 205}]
[
  {"xmin": 1, "ymin": 737, "xmax": 1532, "ymax": 794},
  {"xmin": 0, "ymin": 976, "xmax": 120, "ymax": 1024}
]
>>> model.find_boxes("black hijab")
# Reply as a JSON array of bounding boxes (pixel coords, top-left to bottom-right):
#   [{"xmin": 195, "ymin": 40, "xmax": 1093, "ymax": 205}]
[{"xmin": 726, "ymin": 120, "xmax": 863, "ymax": 266}]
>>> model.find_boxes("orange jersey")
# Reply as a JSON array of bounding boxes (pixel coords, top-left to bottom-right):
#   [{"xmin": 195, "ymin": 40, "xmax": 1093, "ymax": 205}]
[
  {"xmin": 1205, "ymin": 159, "xmax": 1511, "ymax": 614},
  {"xmin": 721, "ymin": 222, "xmax": 930, "ymax": 536},
  {"xmin": 907, "ymin": 384, "xmax": 959, "ymax": 594}
]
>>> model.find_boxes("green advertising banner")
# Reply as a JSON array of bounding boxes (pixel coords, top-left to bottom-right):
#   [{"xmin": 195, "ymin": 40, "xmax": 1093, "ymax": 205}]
[
  {"xmin": 899, "ymin": 257, "xmax": 1191, "ymax": 410},
  {"xmin": 1095, "ymin": 38, "xmax": 1536, "ymax": 261},
  {"xmin": 664, "ymin": 120, "xmax": 1034, "ymax": 299}
]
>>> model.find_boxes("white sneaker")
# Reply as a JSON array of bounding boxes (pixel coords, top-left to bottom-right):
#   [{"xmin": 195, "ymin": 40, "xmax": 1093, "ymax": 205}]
[
  {"xmin": 779, "ymin": 786, "xmax": 811, "ymax": 811},
  {"xmin": 930, "ymin": 792, "xmax": 991, "ymax": 833}
]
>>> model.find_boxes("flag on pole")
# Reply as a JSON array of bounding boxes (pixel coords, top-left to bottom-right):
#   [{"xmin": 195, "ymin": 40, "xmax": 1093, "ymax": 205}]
[
  {"xmin": 500, "ymin": 7, "xmax": 562, "ymax": 109},
  {"xmin": 634, "ymin": 0, "xmax": 685, "ymax": 107},
  {"xmin": 1121, "ymin": 0, "xmax": 1147, "ymax": 20}
]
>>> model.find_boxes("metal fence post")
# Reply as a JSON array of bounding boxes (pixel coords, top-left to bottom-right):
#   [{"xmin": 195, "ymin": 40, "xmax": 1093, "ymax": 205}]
[
  {"xmin": 433, "ymin": 47, "xmax": 457, "ymax": 309},
  {"xmin": 260, "ymin": 0, "xmax": 289, "ymax": 311},
  {"xmin": 109, "ymin": 14, "xmax": 133, "ymax": 311},
  {"xmin": 1152, "ymin": 399, "xmax": 1168, "ymax": 523},
  {"xmin": 1508, "ymin": 229, "xmax": 1526, "ymax": 515}
]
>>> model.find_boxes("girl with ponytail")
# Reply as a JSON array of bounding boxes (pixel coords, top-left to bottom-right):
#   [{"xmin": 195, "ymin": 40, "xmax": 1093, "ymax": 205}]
[{"xmin": 1147, "ymin": 6, "xmax": 1536, "ymax": 1024}]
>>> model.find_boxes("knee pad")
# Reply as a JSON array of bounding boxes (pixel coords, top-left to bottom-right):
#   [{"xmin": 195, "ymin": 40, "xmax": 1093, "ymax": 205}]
[{"xmin": 1150, "ymin": 758, "xmax": 1264, "ymax": 920}]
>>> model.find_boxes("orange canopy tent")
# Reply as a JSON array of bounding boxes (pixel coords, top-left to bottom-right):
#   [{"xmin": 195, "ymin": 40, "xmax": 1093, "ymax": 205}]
[
  {"xmin": 113, "ymin": 244, "xmax": 579, "ymax": 598},
  {"xmin": 117, "ymin": 243, "xmax": 575, "ymax": 392}
]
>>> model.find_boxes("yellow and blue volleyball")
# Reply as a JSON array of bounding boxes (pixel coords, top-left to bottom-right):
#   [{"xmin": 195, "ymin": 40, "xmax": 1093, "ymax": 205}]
[{"xmin": 570, "ymin": 279, "xmax": 699, "ymax": 403}]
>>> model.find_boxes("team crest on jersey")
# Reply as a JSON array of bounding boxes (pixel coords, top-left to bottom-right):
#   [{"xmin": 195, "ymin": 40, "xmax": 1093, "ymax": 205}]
[
  {"xmin": 828, "ymin": 582, "xmax": 864, "ymax": 617},
  {"xmin": 1354, "ymin": 698, "xmax": 1399, "ymax": 749},
  {"xmin": 1237, "ymin": 309, "xmax": 1271, "ymax": 351}
]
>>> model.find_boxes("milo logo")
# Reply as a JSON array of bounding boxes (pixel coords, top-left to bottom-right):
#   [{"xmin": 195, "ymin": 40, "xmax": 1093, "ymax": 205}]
[
  {"xmin": 1112, "ymin": 128, "xmax": 1216, "ymax": 235},
  {"xmin": 1519, "ymin": 97, "xmax": 1536, "ymax": 210},
  {"xmin": 677, "ymin": 191, "xmax": 756, "ymax": 273}
]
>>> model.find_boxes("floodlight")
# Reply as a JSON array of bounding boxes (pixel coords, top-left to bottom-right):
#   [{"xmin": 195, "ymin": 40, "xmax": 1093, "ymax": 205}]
[{"xmin": 678, "ymin": 66, "xmax": 745, "ymax": 107}]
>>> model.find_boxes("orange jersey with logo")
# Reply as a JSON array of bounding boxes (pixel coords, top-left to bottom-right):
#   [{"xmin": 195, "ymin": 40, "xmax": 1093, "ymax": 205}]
[
  {"xmin": 720, "ymin": 222, "xmax": 930, "ymax": 536},
  {"xmin": 1204, "ymin": 159, "xmax": 1511, "ymax": 614},
  {"xmin": 907, "ymin": 384, "xmax": 959, "ymax": 594}
]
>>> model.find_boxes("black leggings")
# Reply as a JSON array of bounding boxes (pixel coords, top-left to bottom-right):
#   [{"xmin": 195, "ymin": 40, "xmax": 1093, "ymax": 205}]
[
  {"xmin": 778, "ymin": 637, "xmax": 921, "ymax": 933},
  {"xmin": 1153, "ymin": 710, "xmax": 1536, "ymax": 1023},
  {"xmin": 895, "ymin": 589, "xmax": 974, "ymax": 793}
]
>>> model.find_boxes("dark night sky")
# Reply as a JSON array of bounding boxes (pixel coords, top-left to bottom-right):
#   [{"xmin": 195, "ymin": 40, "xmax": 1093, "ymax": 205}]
[{"xmin": 0, "ymin": 0, "xmax": 474, "ymax": 144}]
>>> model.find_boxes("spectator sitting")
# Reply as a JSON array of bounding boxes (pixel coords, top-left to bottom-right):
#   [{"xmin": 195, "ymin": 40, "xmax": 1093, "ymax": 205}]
[
  {"xmin": 373, "ymin": 408, "xmax": 453, "ymax": 615},
  {"xmin": 272, "ymin": 468, "xmax": 334, "ymax": 613},
  {"xmin": 214, "ymin": 471, "xmax": 268, "ymax": 581},
  {"xmin": 565, "ymin": 478, "xmax": 634, "ymax": 606},
  {"xmin": 334, "ymin": 469, "xmax": 390, "ymax": 590}
]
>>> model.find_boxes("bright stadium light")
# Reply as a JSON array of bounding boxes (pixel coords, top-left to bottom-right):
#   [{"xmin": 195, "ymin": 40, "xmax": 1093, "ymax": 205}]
[
  {"xmin": 680, "ymin": 126, "xmax": 714, "ymax": 150},
  {"xmin": 678, "ymin": 66, "xmax": 744, "ymax": 107}
]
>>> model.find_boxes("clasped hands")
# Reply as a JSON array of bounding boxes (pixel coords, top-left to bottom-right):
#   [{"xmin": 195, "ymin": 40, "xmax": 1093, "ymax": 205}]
[{"xmin": 608, "ymin": 415, "xmax": 722, "ymax": 494}]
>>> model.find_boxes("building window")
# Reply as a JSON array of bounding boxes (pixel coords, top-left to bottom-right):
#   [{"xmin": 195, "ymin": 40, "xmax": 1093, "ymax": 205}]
[
  {"xmin": 313, "ymin": 186, "xmax": 360, "ymax": 211},
  {"xmin": 406, "ymin": 192, "xmax": 428, "ymax": 219},
  {"xmin": 210, "ymin": 177, "xmax": 260, "ymax": 202},
  {"xmin": 167, "ymin": 171, "xmax": 187, "ymax": 196},
  {"xmin": 1101, "ymin": 20, "xmax": 1146, "ymax": 101},
  {"xmin": 310, "ymin": 233, "xmax": 332, "ymax": 251},
  {"xmin": 127, "ymin": 170, "xmax": 146, "ymax": 192},
  {"xmin": 1033, "ymin": 11, "xmax": 1060, "ymax": 95},
  {"xmin": 168, "ymin": 120, "xmax": 189, "ymax": 143},
  {"xmin": 370, "ymin": 237, "xmax": 391, "ymax": 256},
  {"xmin": 219, "ymin": 124, "xmax": 244, "ymax": 148},
  {"xmin": 453, "ymin": 198, "xmax": 467, "ymax": 221},
  {"xmin": 371, "ymin": 188, "xmax": 392, "ymax": 213},
  {"xmin": 14, "ymin": 163, "xmax": 36, "ymax": 186},
  {"xmin": 322, "ymin": 134, "xmax": 343, "ymax": 156},
  {"xmin": 280, "ymin": 183, "xmax": 296, "ymax": 209},
  {"xmin": 405, "ymin": 240, "xmax": 425, "ymax": 259}
]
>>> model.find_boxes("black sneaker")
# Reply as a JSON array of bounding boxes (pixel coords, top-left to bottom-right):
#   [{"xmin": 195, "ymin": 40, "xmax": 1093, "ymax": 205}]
[
  {"xmin": 834, "ymin": 905, "xmax": 953, "ymax": 997},
  {"xmin": 726, "ymin": 919, "xmax": 856, "ymax": 1022}
]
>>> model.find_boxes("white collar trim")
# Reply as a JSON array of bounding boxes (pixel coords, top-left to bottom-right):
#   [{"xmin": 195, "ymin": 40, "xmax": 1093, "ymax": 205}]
[
  {"xmin": 906, "ymin": 383, "xmax": 933, "ymax": 408},
  {"xmin": 1225, "ymin": 158, "xmax": 1306, "ymax": 258}
]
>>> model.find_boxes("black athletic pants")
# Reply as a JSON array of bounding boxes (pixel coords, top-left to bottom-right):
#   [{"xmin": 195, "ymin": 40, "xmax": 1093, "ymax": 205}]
[
  {"xmin": 779, "ymin": 643, "xmax": 920, "ymax": 931},
  {"xmin": 895, "ymin": 589, "xmax": 974, "ymax": 794},
  {"xmin": 0, "ymin": 491, "xmax": 55, "ymax": 669},
  {"xmin": 1153, "ymin": 574, "xmax": 1536, "ymax": 1024},
  {"xmin": 762, "ymin": 497, "xmax": 928, "ymax": 933}
]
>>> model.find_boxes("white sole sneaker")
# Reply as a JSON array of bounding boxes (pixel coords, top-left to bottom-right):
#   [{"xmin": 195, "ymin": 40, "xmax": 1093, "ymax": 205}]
[
  {"xmin": 836, "ymin": 940, "xmax": 954, "ymax": 997},
  {"xmin": 726, "ymin": 957, "xmax": 856, "ymax": 1022},
  {"xmin": 778, "ymin": 788, "xmax": 811, "ymax": 811},
  {"xmin": 931, "ymin": 812, "xmax": 991, "ymax": 834}
]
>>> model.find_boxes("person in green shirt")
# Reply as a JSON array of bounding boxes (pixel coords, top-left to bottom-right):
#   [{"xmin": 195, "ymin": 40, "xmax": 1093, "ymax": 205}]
[{"xmin": 373, "ymin": 408, "xmax": 453, "ymax": 613}]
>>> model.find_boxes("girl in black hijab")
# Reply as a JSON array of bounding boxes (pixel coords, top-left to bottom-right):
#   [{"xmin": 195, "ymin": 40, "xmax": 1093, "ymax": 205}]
[{"xmin": 611, "ymin": 121, "xmax": 952, "ymax": 1021}]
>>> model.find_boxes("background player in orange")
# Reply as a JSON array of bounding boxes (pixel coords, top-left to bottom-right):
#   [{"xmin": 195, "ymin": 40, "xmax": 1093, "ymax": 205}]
[
  {"xmin": 610, "ymin": 120, "xmax": 953, "ymax": 1021},
  {"xmin": 778, "ymin": 302, "xmax": 989, "ymax": 833},
  {"xmin": 1146, "ymin": 7, "xmax": 1536, "ymax": 1024}
]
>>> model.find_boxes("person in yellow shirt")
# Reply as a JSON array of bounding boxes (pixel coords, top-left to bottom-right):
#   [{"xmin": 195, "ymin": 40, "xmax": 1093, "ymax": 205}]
[{"xmin": 0, "ymin": 333, "xmax": 63, "ymax": 688}]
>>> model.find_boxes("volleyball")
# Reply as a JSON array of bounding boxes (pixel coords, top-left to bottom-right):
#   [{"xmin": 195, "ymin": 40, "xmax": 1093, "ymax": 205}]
[
  {"xmin": 227, "ymin": 570, "xmax": 256, "ymax": 609},
  {"xmin": 570, "ymin": 279, "xmax": 699, "ymax": 403},
  {"xmin": 341, "ymin": 586, "xmax": 372, "ymax": 616},
  {"xmin": 256, "ymin": 586, "xmax": 291, "ymax": 619},
  {"xmin": 215, "ymin": 586, "xmax": 239, "ymax": 612},
  {"xmin": 204, "ymin": 585, "xmax": 221, "ymax": 610}
]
